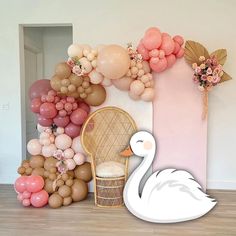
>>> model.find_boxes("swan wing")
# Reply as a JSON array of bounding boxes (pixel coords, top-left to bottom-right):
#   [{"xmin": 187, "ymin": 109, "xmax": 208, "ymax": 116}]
[{"xmin": 140, "ymin": 169, "xmax": 217, "ymax": 223}]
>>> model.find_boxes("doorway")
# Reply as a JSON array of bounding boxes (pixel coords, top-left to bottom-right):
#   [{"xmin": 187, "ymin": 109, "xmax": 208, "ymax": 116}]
[{"xmin": 21, "ymin": 25, "xmax": 73, "ymax": 158}]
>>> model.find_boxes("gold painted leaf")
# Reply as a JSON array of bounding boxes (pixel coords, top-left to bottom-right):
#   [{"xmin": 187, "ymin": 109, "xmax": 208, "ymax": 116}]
[
  {"xmin": 220, "ymin": 71, "xmax": 232, "ymax": 83},
  {"xmin": 184, "ymin": 40, "xmax": 210, "ymax": 66},
  {"xmin": 210, "ymin": 49, "xmax": 227, "ymax": 65}
]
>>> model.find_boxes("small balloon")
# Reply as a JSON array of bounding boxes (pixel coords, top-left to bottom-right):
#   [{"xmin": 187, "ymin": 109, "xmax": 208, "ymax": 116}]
[
  {"xmin": 37, "ymin": 115, "xmax": 53, "ymax": 127},
  {"xmin": 55, "ymin": 134, "xmax": 72, "ymax": 150},
  {"xmin": 70, "ymin": 108, "xmax": 87, "ymax": 125},
  {"xmin": 30, "ymin": 98, "xmax": 42, "ymax": 113},
  {"xmin": 112, "ymin": 76, "xmax": 134, "ymax": 91},
  {"xmin": 65, "ymin": 123, "xmax": 81, "ymax": 138},
  {"xmin": 14, "ymin": 176, "xmax": 28, "ymax": 193},
  {"xmin": 53, "ymin": 115, "xmax": 70, "ymax": 128},
  {"xmin": 30, "ymin": 190, "xmax": 49, "ymax": 208},
  {"xmin": 26, "ymin": 175, "xmax": 44, "ymax": 193},
  {"xmin": 40, "ymin": 103, "xmax": 57, "ymax": 119},
  {"xmin": 27, "ymin": 139, "xmax": 42, "ymax": 156},
  {"xmin": 55, "ymin": 62, "xmax": 71, "ymax": 79},
  {"xmin": 84, "ymin": 84, "xmax": 106, "ymax": 106}
]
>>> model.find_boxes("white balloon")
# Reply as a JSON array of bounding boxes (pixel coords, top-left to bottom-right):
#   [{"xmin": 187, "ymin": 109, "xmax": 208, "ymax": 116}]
[
  {"xmin": 89, "ymin": 70, "xmax": 104, "ymax": 84},
  {"xmin": 71, "ymin": 137, "xmax": 85, "ymax": 154}
]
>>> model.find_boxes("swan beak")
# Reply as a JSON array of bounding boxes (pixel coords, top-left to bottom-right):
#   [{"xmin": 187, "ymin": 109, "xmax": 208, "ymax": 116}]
[{"xmin": 120, "ymin": 146, "xmax": 133, "ymax": 157}]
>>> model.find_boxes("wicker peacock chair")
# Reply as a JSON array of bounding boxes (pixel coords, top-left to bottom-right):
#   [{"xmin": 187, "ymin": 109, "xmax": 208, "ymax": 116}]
[{"xmin": 81, "ymin": 106, "xmax": 137, "ymax": 207}]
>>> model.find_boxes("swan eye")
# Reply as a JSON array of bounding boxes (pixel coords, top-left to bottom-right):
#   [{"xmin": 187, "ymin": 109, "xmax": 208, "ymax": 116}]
[{"xmin": 136, "ymin": 140, "xmax": 143, "ymax": 143}]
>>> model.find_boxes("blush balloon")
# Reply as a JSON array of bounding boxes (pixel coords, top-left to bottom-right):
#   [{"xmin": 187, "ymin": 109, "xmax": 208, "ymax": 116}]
[
  {"xmin": 173, "ymin": 42, "xmax": 181, "ymax": 55},
  {"xmin": 176, "ymin": 48, "xmax": 184, "ymax": 58},
  {"xmin": 40, "ymin": 103, "xmax": 57, "ymax": 119},
  {"xmin": 22, "ymin": 198, "xmax": 31, "ymax": 207},
  {"xmin": 160, "ymin": 34, "xmax": 175, "ymax": 56},
  {"xmin": 137, "ymin": 43, "xmax": 150, "ymax": 60},
  {"xmin": 112, "ymin": 76, "xmax": 134, "ymax": 91},
  {"xmin": 27, "ymin": 139, "xmax": 42, "ymax": 156},
  {"xmin": 150, "ymin": 57, "xmax": 168, "ymax": 73},
  {"xmin": 14, "ymin": 176, "xmax": 28, "ymax": 193},
  {"xmin": 70, "ymin": 108, "xmax": 87, "ymax": 125},
  {"xmin": 65, "ymin": 123, "xmax": 81, "ymax": 138},
  {"xmin": 37, "ymin": 115, "xmax": 53, "ymax": 127},
  {"xmin": 30, "ymin": 190, "xmax": 49, "ymax": 208},
  {"xmin": 166, "ymin": 54, "xmax": 176, "ymax": 68},
  {"xmin": 55, "ymin": 134, "xmax": 72, "ymax": 150},
  {"xmin": 26, "ymin": 175, "xmax": 44, "ymax": 193},
  {"xmin": 142, "ymin": 28, "xmax": 162, "ymax": 50},
  {"xmin": 30, "ymin": 98, "xmax": 42, "ymax": 113},
  {"xmin": 53, "ymin": 115, "xmax": 70, "ymax": 128},
  {"xmin": 29, "ymin": 79, "xmax": 51, "ymax": 100},
  {"xmin": 173, "ymin": 35, "xmax": 184, "ymax": 45},
  {"xmin": 73, "ymin": 153, "xmax": 86, "ymax": 165},
  {"xmin": 71, "ymin": 136, "xmax": 85, "ymax": 154}
]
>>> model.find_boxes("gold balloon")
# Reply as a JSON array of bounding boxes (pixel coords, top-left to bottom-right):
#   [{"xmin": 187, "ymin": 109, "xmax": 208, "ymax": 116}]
[
  {"xmin": 44, "ymin": 157, "xmax": 58, "ymax": 171},
  {"xmin": 48, "ymin": 193, "xmax": 63, "ymax": 208},
  {"xmin": 71, "ymin": 179, "xmax": 88, "ymax": 202},
  {"xmin": 50, "ymin": 75, "xmax": 62, "ymax": 91},
  {"xmin": 63, "ymin": 196, "xmax": 73, "ymax": 206},
  {"xmin": 32, "ymin": 167, "xmax": 45, "ymax": 177},
  {"xmin": 97, "ymin": 45, "xmax": 130, "ymax": 80},
  {"xmin": 17, "ymin": 167, "xmax": 25, "ymax": 175},
  {"xmin": 74, "ymin": 162, "xmax": 92, "ymax": 183},
  {"xmin": 69, "ymin": 74, "xmax": 83, "ymax": 87},
  {"xmin": 55, "ymin": 62, "xmax": 71, "ymax": 79},
  {"xmin": 29, "ymin": 155, "xmax": 45, "ymax": 168},
  {"xmin": 44, "ymin": 179, "xmax": 54, "ymax": 194},
  {"xmin": 58, "ymin": 185, "xmax": 72, "ymax": 198},
  {"xmin": 84, "ymin": 84, "xmax": 106, "ymax": 106}
]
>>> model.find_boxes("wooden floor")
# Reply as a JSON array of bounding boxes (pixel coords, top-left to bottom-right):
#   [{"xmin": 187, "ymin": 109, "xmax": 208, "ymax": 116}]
[{"xmin": 0, "ymin": 185, "xmax": 236, "ymax": 236}]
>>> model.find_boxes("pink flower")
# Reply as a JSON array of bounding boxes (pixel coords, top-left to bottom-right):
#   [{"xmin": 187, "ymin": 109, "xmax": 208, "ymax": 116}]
[
  {"xmin": 192, "ymin": 63, "xmax": 197, "ymax": 69},
  {"xmin": 53, "ymin": 149, "xmax": 64, "ymax": 161},
  {"xmin": 67, "ymin": 58, "xmax": 75, "ymax": 68},
  {"xmin": 56, "ymin": 161, "xmax": 68, "ymax": 174},
  {"xmin": 193, "ymin": 76, "xmax": 199, "ymax": 83},
  {"xmin": 207, "ymin": 76, "xmax": 213, "ymax": 82},
  {"xmin": 201, "ymin": 75, "xmax": 207, "ymax": 81},
  {"xmin": 212, "ymin": 76, "xmax": 221, "ymax": 83},
  {"xmin": 72, "ymin": 65, "xmax": 83, "ymax": 76},
  {"xmin": 195, "ymin": 67, "xmax": 201, "ymax": 74},
  {"xmin": 206, "ymin": 67, "xmax": 212, "ymax": 75}
]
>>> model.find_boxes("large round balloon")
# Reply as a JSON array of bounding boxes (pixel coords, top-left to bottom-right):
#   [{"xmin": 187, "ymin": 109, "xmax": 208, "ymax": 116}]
[
  {"xmin": 29, "ymin": 79, "xmax": 52, "ymax": 100},
  {"xmin": 97, "ymin": 45, "xmax": 130, "ymax": 80},
  {"xmin": 84, "ymin": 84, "xmax": 106, "ymax": 106}
]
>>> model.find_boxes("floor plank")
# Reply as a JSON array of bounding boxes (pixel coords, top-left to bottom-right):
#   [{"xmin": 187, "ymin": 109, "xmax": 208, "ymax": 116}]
[{"xmin": 0, "ymin": 185, "xmax": 235, "ymax": 236}]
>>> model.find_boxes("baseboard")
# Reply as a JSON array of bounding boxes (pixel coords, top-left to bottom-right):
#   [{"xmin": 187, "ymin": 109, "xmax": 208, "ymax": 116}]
[{"xmin": 207, "ymin": 180, "xmax": 236, "ymax": 190}]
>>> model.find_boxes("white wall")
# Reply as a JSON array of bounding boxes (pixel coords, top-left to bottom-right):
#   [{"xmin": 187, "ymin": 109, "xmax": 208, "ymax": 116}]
[{"xmin": 0, "ymin": 0, "xmax": 235, "ymax": 189}]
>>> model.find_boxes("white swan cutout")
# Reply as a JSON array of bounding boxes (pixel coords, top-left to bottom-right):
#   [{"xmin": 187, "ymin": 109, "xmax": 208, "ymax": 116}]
[{"xmin": 120, "ymin": 131, "xmax": 217, "ymax": 223}]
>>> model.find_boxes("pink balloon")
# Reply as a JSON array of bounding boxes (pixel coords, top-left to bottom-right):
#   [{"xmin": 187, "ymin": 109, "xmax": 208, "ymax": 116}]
[
  {"xmin": 142, "ymin": 28, "xmax": 162, "ymax": 50},
  {"xmin": 17, "ymin": 193, "xmax": 24, "ymax": 202},
  {"xmin": 40, "ymin": 102, "xmax": 57, "ymax": 119},
  {"xmin": 160, "ymin": 34, "xmax": 175, "ymax": 56},
  {"xmin": 22, "ymin": 198, "xmax": 31, "ymax": 207},
  {"xmin": 30, "ymin": 190, "xmax": 48, "ymax": 208},
  {"xmin": 29, "ymin": 79, "xmax": 52, "ymax": 100},
  {"xmin": 173, "ymin": 35, "xmax": 184, "ymax": 46},
  {"xmin": 70, "ymin": 108, "xmax": 87, "ymax": 125},
  {"xmin": 22, "ymin": 191, "xmax": 31, "ymax": 199},
  {"xmin": 37, "ymin": 115, "xmax": 53, "ymax": 127},
  {"xmin": 27, "ymin": 139, "xmax": 42, "ymax": 155},
  {"xmin": 53, "ymin": 115, "xmax": 70, "ymax": 128},
  {"xmin": 14, "ymin": 176, "xmax": 27, "ymax": 193},
  {"xmin": 173, "ymin": 42, "xmax": 181, "ymax": 55},
  {"xmin": 30, "ymin": 98, "xmax": 42, "ymax": 113},
  {"xmin": 145, "ymin": 27, "xmax": 160, "ymax": 35},
  {"xmin": 65, "ymin": 123, "xmax": 81, "ymax": 138},
  {"xmin": 78, "ymin": 102, "xmax": 90, "ymax": 114},
  {"xmin": 176, "ymin": 48, "xmax": 184, "ymax": 58},
  {"xmin": 26, "ymin": 175, "xmax": 44, "ymax": 193},
  {"xmin": 166, "ymin": 54, "xmax": 176, "ymax": 68},
  {"xmin": 73, "ymin": 153, "xmax": 86, "ymax": 165},
  {"xmin": 150, "ymin": 57, "xmax": 168, "ymax": 73},
  {"xmin": 137, "ymin": 43, "xmax": 150, "ymax": 60},
  {"xmin": 71, "ymin": 136, "xmax": 84, "ymax": 153},
  {"xmin": 55, "ymin": 134, "xmax": 72, "ymax": 150}
]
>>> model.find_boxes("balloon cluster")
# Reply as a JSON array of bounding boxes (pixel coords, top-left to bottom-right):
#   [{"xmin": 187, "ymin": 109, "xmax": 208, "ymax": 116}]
[
  {"xmin": 15, "ymin": 175, "xmax": 48, "ymax": 207},
  {"xmin": 17, "ymin": 155, "xmax": 92, "ymax": 208},
  {"xmin": 30, "ymin": 87, "xmax": 90, "ymax": 135},
  {"xmin": 137, "ymin": 27, "xmax": 184, "ymax": 73},
  {"xmin": 50, "ymin": 62, "xmax": 106, "ymax": 106},
  {"xmin": 112, "ymin": 44, "xmax": 155, "ymax": 101},
  {"xmin": 27, "ymin": 126, "xmax": 86, "ymax": 171}
]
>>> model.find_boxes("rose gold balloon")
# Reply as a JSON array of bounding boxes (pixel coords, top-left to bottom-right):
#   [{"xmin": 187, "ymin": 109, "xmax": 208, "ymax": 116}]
[
  {"xmin": 84, "ymin": 84, "xmax": 106, "ymax": 106},
  {"xmin": 112, "ymin": 76, "xmax": 134, "ymax": 91},
  {"xmin": 55, "ymin": 62, "xmax": 71, "ymax": 79},
  {"xmin": 97, "ymin": 45, "xmax": 130, "ymax": 80}
]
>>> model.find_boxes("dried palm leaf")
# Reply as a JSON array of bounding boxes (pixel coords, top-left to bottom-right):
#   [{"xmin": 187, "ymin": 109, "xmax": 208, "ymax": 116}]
[{"xmin": 210, "ymin": 49, "xmax": 227, "ymax": 65}]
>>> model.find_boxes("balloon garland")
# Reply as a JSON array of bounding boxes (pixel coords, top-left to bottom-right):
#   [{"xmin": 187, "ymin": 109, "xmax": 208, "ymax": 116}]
[{"xmin": 14, "ymin": 26, "xmax": 185, "ymax": 208}]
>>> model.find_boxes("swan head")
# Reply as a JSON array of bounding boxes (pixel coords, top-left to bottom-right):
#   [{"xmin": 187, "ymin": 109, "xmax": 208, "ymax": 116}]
[{"xmin": 120, "ymin": 131, "xmax": 156, "ymax": 157}]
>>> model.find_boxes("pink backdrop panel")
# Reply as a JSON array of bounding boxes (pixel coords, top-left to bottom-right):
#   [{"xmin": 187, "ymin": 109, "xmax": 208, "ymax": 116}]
[{"xmin": 153, "ymin": 59, "xmax": 207, "ymax": 190}]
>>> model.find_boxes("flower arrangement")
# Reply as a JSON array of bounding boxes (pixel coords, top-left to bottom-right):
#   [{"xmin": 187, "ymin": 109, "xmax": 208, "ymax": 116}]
[
  {"xmin": 192, "ymin": 55, "xmax": 224, "ymax": 92},
  {"xmin": 184, "ymin": 41, "xmax": 232, "ymax": 119}
]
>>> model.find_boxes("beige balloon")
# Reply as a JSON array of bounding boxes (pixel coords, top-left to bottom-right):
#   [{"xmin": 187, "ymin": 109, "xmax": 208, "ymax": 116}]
[
  {"xmin": 50, "ymin": 75, "xmax": 62, "ymax": 92},
  {"xmin": 112, "ymin": 76, "xmax": 134, "ymax": 91},
  {"xmin": 55, "ymin": 62, "xmax": 71, "ymax": 79},
  {"xmin": 97, "ymin": 45, "xmax": 130, "ymax": 80}
]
